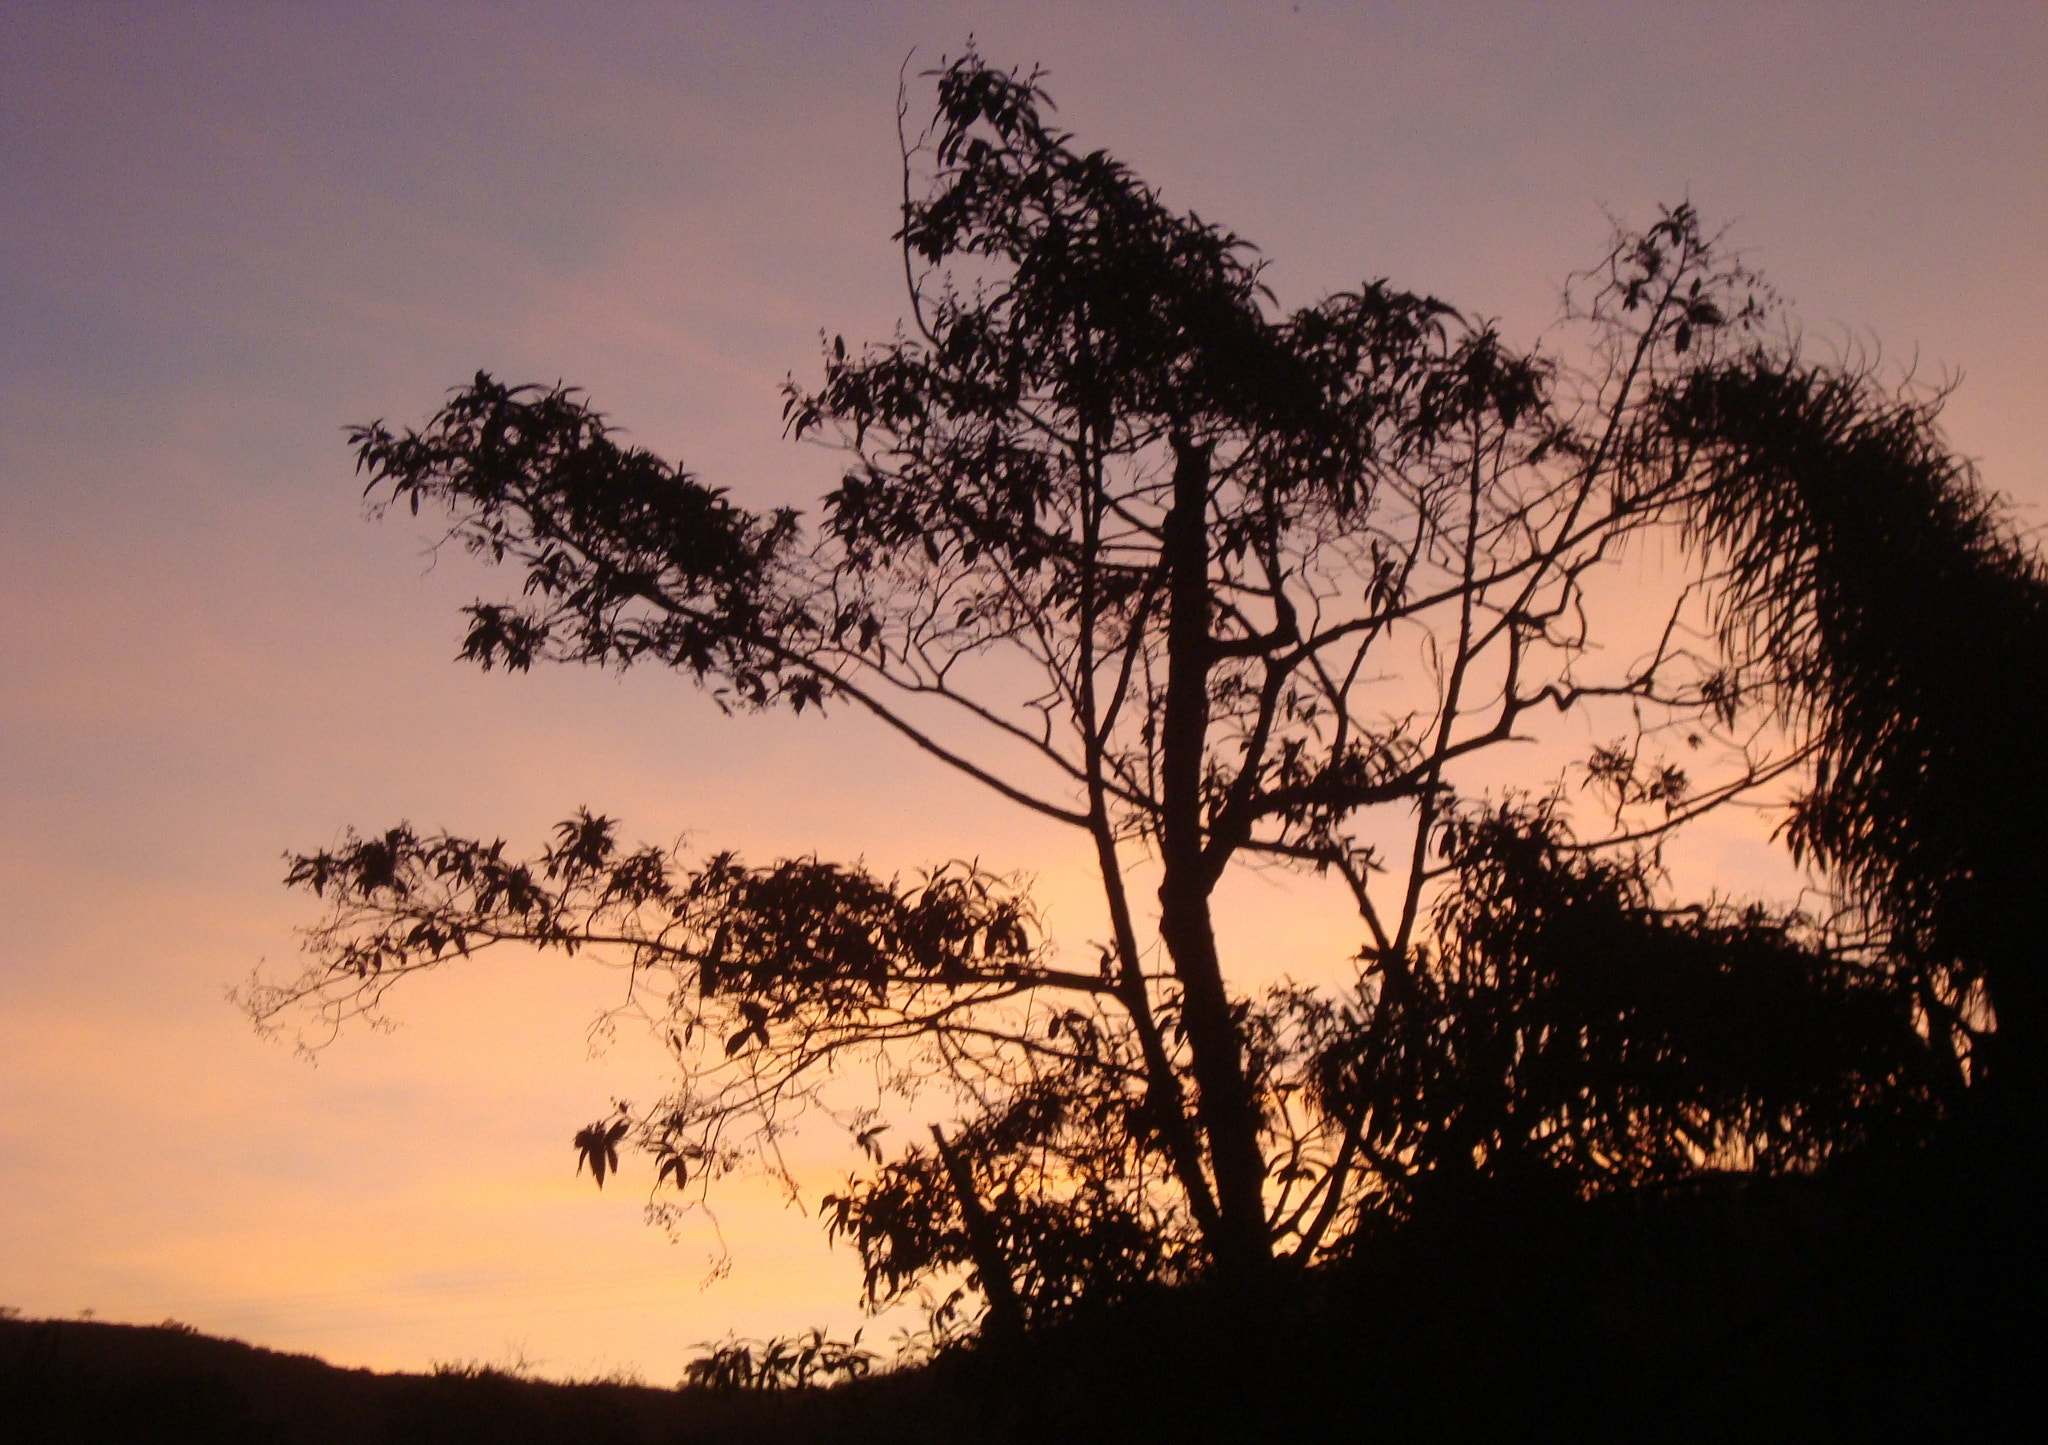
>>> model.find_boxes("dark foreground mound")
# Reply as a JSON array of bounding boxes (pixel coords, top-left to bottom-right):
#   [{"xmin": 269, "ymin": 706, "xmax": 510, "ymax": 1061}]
[
  {"xmin": 0, "ymin": 1320, "xmax": 661, "ymax": 1445},
  {"xmin": 951, "ymin": 1137, "xmax": 2045, "ymax": 1443},
  {"xmin": 0, "ymin": 1313, "xmax": 978, "ymax": 1445},
  {"xmin": 5, "ymin": 1131, "xmax": 2041, "ymax": 1443},
  {"xmin": 0, "ymin": 1313, "xmax": 987, "ymax": 1445}
]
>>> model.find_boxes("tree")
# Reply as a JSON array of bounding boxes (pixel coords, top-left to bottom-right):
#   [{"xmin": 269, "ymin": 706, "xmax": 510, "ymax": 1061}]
[
  {"xmin": 246, "ymin": 53, "xmax": 1951, "ymax": 1328},
  {"xmin": 1658, "ymin": 353, "xmax": 2048, "ymax": 1111}
]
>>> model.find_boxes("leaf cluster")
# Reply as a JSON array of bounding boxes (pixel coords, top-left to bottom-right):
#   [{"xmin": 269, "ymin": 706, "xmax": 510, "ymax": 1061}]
[
  {"xmin": 681, "ymin": 1328, "xmax": 875, "ymax": 1392},
  {"xmin": 824, "ymin": 1053, "xmax": 1195, "ymax": 1325},
  {"xmin": 352, "ymin": 373, "xmax": 813, "ymax": 708},
  {"xmin": 1313, "ymin": 806, "xmax": 1947, "ymax": 1221}
]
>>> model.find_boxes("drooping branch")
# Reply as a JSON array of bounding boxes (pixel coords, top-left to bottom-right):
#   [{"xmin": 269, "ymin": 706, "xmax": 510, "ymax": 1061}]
[{"xmin": 1663, "ymin": 352, "xmax": 2048, "ymax": 1092}]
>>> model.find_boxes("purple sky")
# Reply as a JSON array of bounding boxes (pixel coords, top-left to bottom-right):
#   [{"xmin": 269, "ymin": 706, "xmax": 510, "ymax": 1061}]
[{"xmin": 3, "ymin": 2, "xmax": 2044, "ymax": 1378}]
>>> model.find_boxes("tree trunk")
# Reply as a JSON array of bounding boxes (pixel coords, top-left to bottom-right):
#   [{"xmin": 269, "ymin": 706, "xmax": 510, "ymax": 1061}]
[
  {"xmin": 1156, "ymin": 434, "xmax": 1272, "ymax": 1276},
  {"xmin": 931, "ymin": 1125, "xmax": 1024, "ymax": 1339},
  {"xmin": 1977, "ymin": 865, "xmax": 2048, "ymax": 1137}
]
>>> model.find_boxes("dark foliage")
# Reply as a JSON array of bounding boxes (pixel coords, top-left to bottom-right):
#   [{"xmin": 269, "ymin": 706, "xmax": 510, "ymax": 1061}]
[
  {"xmin": 824, "ymin": 1088, "xmax": 1189, "ymax": 1328},
  {"xmin": 1315, "ymin": 806, "xmax": 1947, "ymax": 1224},
  {"xmin": 1660, "ymin": 355, "xmax": 2048, "ymax": 1097},
  {"xmin": 351, "ymin": 374, "xmax": 811, "ymax": 707},
  {"xmin": 681, "ymin": 1329, "xmax": 875, "ymax": 1392}
]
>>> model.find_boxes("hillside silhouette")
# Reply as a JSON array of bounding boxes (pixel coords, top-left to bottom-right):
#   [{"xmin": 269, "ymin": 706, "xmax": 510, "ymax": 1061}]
[
  {"xmin": 0, "ymin": 1309, "xmax": 946, "ymax": 1444},
  {"xmin": 7, "ymin": 1121, "xmax": 2039, "ymax": 1442}
]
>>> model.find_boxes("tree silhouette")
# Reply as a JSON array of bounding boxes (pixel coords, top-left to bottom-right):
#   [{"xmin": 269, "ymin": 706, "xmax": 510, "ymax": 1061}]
[
  {"xmin": 247, "ymin": 53, "xmax": 1966, "ymax": 1329},
  {"xmin": 1657, "ymin": 356, "xmax": 2048, "ymax": 1113}
]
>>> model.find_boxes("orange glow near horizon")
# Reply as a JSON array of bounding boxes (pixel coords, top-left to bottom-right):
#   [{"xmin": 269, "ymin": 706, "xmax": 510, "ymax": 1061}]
[{"xmin": 4, "ymin": 2, "xmax": 2046, "ymax": 1378}]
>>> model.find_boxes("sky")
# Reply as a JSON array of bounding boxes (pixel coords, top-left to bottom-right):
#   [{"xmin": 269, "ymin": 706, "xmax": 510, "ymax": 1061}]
[{"xmin": 3, "ymin": 1, "xmax": 2045, "ymax": 1381}]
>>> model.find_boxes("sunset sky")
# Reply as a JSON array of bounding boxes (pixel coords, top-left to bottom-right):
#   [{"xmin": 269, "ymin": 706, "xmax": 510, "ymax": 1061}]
[{"xmin": 4, "ymin": 2, "xmax": 2045, "ymax": 1381}]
